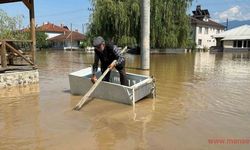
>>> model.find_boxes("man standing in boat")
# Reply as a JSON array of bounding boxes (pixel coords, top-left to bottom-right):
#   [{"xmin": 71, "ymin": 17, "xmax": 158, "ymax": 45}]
[{"xmin": 91, "ymin": 36, "xmax": 128, "ymax": 86}]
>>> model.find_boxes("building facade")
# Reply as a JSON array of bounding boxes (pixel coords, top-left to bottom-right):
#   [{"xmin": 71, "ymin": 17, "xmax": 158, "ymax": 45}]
[
  {"xmin": 34, "ymin": 22, "xmax": 86, "ymax": 50},
  {"xmin": 214, "ymin": 25, "xmax": 250, "ymax": 51},
  {"xmin": 48, "ymin": 31, "xmax": 85, "ymax": 50},
  {"xmin": 191, "ymin": 5, "xmax": 225, "ymax": 49}
]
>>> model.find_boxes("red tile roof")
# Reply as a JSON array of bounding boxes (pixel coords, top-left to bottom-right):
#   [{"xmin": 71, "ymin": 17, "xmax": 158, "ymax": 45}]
[
  {"xmin": 48, "ymin": 31, "xmax": 86, "ymax": 41},
  {"xmin": 36, "ymin": 22, "xmax": 69, "ymax": 33}
]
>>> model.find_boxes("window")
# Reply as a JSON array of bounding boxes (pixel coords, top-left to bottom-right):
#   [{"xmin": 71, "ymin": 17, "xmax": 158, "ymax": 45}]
[
  {"xmin": 203, "ymin": 17, "xmax": 209, "ymax": 22},
  {"xmin": 233, "ymin": 41, "xmax": 237, "ymax": 47},
  {"xmin": 199, "ymin": 27, "xmax": 202, "ymax": 34},
  {"xmin": 205, "ymin": 27, "xmax": 208, "ymax": 34},
  {"xmin": 233, "ymin": 40, "xmax": 248, "ymax": 48},
  {"xmin": 238, "ymin": 41, "xmax": 242, "ymax": 48},
  {"xmin": 216, "ymin": 29, "xmax": 220, "ymax": 34},
  {"xmin": 198, "ymin": 39, "xmax": 202, "ymax": 46},
  {"xmin": 243, "ymin": 41, "xmax": 247, "ymax": 47}
]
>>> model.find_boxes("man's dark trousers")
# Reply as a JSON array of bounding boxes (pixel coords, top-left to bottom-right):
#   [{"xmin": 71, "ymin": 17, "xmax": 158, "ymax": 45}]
[{"xmin": 101, "ymin": 65, "xmax": 128, "ymax": 86}]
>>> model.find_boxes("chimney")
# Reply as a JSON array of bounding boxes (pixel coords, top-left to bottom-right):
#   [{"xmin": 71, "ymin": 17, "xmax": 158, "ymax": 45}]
[
  {"xmin": 196, "ymin": 5, "xmax": 201, "ymax": 11},
  {"xmin": 61, "ymin": 23, "xmax": 63, "ymax": 27}
]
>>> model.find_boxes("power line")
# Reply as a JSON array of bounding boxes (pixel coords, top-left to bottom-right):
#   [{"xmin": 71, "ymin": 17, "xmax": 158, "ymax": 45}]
[
  {"xmin": 36, "ymin": 15, "xmax": 90, "ymax": 24},
  {"xmin": 36, "ymin": 8, "xmax": 90, "ymax": 18}
]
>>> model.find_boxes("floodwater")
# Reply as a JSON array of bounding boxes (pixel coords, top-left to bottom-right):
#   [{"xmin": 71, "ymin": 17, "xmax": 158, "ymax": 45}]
[{"xmin": 0, "ymin": 51, "xmax": 250, "ymax": 150}]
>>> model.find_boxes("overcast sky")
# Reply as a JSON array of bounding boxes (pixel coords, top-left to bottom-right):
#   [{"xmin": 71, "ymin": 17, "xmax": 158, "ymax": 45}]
[{"xmin": 0, "ymin": 0, "xmax": 249, "ymax": 32}]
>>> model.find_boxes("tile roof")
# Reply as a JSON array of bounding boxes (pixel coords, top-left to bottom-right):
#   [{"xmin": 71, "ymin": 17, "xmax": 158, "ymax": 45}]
[
  {"xmin": 191, "ymin": 17, "xmax": 226, "ymax": 29},
  {"xmin": 48, "ymin": 31, "xmax": 86, "ymax": 41},
  {"xmin": 36, "ymin": 22, "xmax": 69, "ymax": 33}
]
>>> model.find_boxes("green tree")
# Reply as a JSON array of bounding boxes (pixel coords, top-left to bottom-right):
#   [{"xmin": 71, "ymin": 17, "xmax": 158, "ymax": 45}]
[
  {"xmin": 36, "ymin": 31, "xmax": 48, "ymax": 50},
  {"xmin": 0, "ymin": 9, "xmax": 49, "ymax": 50},
  {"xmin": 88, "ymin": 0, "xmax": 193, "ymax": 48},
  {"xmin": 0, "ymin": 9, "xmax": 28, "ymax": 40}
]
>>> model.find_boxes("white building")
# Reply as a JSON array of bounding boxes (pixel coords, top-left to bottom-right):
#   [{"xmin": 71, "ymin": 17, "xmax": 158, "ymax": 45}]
[
  {"xmin": 48, "ymin": 31, "xmax": 86, "ymax": 50},
  {"xmin": 191, "ymin": 5, "xmax": 225, "ymax": 49},
  {"xmin": 213, "ymin": 25, "xmax": 250, "ymax": 51},
  {"xmin": 36, "ymin": 22, "xmax": 70, "ymax": 39}
]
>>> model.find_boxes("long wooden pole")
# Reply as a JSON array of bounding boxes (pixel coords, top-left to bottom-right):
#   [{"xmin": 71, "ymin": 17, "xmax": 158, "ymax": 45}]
[{"xmin": 73, "ymin": 46, "xmax": 127, "ymax": 111}]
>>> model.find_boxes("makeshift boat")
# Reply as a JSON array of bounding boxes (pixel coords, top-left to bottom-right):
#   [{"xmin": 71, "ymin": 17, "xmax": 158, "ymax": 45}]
[{"xmin": 69, "ymin": 67, "xmax": 155, "ymax": 105}]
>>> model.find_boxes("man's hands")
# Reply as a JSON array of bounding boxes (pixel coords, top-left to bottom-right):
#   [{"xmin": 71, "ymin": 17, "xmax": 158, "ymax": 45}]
[
  {"xmin": 108, "ymin": 62, "xmax": 116, "ymax": 70},
  {"xmin": 91, "ymin": 75, "xmax": 97, "ymax": 84},
  {"xmin": 91, "ymin": 61, "xmax": 116, "ymax": 84}
]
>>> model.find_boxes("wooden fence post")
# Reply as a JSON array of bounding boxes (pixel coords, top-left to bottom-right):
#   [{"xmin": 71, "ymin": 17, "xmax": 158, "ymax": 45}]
[
  {"xmin": 30, "ymin": 0, "xmax": 36, "ymax": 65},
  {"xmin": 1, "ymin": 41, "xmax": 7, "ymax": 68}
]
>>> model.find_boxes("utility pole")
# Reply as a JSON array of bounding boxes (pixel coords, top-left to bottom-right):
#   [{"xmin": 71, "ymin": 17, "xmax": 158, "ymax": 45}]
[
  {"xmin": 82, "ymin": 24, "xmax": 84, "ymax": 34},
  {"xmin": 140, "ymin": 0, "xmax": 150, "ymax": 70},
  {"xmin": 226, "ymin": 18, "xmax": 229, "ymax": 30},
  {"xmin": 70, "ymin": 23, "xmax": 73, "ymax": 51}
]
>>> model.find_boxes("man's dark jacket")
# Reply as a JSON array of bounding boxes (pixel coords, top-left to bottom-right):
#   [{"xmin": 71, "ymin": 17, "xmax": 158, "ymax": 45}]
[{"xmin": 92, "ymin": 44, "xmax": 125, "ymax": 75}]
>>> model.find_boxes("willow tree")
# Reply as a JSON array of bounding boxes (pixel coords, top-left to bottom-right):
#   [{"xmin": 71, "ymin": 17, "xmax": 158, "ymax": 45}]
[{"xmin": 88, "ymin": 0, "xmax": 193, "ymax": 48}]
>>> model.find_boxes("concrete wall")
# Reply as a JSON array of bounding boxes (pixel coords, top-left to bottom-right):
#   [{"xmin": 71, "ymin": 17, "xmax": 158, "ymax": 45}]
[
  {"xmin": 0, "ymin": 70, "xmax": 39, "ymax": 88},
  {"xmin": 224, "ymin": 40, "xmax": 234, "ymax": 48},
  {"xmin": 52, "ymin": 41, "xmax": 80, "ymax": 50},
  {"xmin": 224, "ymin": 48, "xmax": 250, "ymax": 52},
  {"xmin": 65, "ymin": 41, "xmax": 78, "ymax": 47},
  {"xmin": 151, "ymin": 48, "xmax": 186, "ymax": 53}
]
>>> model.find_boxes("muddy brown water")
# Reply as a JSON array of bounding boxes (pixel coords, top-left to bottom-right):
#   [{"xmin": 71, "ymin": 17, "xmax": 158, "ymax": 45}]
[{"xmin": 0, "ymin": 51, "xmax": 250, "ymax": 150}]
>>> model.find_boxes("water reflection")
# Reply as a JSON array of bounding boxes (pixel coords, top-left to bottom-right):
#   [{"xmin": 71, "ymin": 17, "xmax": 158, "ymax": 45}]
[
  {"xmin": 132, "ymin": 98, "xmax": 155, "ymax": 150},
  {"xmin": 0, "ymin": 84, "xmax": 44, "ymax": 150},
  {"xmin": 0, "ymin": 84, "xmax": 40, "ymax": 98},
  {"xmin": 87, "ymin": 96, "xmax": 156, "ymax": 150},
  {"xmin": 0, "ymin": 51, "xmax": 250, "ymax": 150}
]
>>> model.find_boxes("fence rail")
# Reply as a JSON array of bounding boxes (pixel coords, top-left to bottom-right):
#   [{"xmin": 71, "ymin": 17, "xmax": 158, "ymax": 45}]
[{"xmin": 0, "ymin": 39, "xmax": 34, "ymax": 69}]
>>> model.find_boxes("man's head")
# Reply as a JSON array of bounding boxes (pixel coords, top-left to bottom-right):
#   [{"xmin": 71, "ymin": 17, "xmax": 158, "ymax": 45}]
[{"xmin": 93, "ymin": 36, "xmax": 105, "ymax": 52}]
